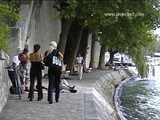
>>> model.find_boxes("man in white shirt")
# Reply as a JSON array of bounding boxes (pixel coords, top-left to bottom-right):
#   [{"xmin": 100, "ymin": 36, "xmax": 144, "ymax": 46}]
[
  {"xmin": 76, "ymin": 54, "xmax": 83, "ymax": 64},
  {"xmin": 12, "ymin": 55, "xmax": 20, "ymax": 67},
  {"xmin": 12, "ymin": 48, "xmax": 21, "ymax": 67}
]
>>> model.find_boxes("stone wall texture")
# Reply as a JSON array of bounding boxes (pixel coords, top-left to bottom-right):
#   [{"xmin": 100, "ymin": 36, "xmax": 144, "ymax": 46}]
[
  {"xmin": 8, "ymin": 1, "xmax": 61, "ymax": 58},
  {"xmin": 92, "ymin": 69, "xmax": 129, "ymax": 119},
  {"xmin": 27, "ymin": 1, "xmax": 61, "ymax": 52},
  {"xmin": 0, "ymin": 60, "xmax": 10, "ymax": 112}
]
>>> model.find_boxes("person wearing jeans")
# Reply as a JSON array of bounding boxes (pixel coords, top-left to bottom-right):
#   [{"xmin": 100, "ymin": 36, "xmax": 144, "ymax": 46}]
[
  {"xmin": 44, "ymin": 41, "xmax": 63, "ymax": 104},
  {"xmin": 48, "ymin": 68, "xmax": 61, "ymax": 103}
]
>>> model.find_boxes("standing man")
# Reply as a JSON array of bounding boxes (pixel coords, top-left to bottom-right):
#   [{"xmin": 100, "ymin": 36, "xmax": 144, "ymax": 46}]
[
  {"xmin": 12, "ymin": 48, "xmax": 21, "ymax": 67},
  {"xmin": 44, "ymin": 41, "xmax": 63, "ymax": 103}
]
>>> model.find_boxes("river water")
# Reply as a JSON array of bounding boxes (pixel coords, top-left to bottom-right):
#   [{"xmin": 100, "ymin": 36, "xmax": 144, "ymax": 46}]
[{"xmin": 119, "ymin": 65, "xmax": 160, "ymax": 120}]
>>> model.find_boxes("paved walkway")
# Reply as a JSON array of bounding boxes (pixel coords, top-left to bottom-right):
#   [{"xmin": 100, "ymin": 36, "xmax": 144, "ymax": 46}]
[{"xmin": 0, "ymin": 70, "xmax": 111, "ymax": 120}]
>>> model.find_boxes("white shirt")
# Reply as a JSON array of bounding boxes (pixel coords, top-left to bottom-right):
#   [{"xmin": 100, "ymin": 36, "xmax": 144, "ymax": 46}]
[
  {"xmin": 12, "ymin": 55, "xmax": 20, "ymax": 66},
  {"xmin": 76, "ymin": 57, "xmax": 83, "ymax": 64}
]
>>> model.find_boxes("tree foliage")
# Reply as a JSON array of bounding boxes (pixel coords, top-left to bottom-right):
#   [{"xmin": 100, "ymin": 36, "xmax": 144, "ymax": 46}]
[
  {"xmin": 98, "ymin": 0, "xmax": 160, "ymax": 77},
  {"xmin": 58, "ymin": 0, "xmax": 160, "ymax": 76},
  {"xmin": 0, "ymin": 3, "xmax": 19, "ymax": 50}
]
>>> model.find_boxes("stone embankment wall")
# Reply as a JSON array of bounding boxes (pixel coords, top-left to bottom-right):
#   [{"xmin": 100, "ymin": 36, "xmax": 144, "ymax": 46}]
[
  {"xmin": 0, "ymin": 60, "xmax": 10, "ymax": 112},
  {"xmin": 91, "ymin": 69, "xmax": 129, "ymax": 120},
  {"xmin": 8, "ymin": 1, "xmax": 61, "ymax": 59}
]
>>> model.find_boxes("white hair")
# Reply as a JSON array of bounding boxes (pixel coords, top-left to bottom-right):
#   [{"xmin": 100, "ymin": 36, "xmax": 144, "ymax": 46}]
[
  {"xmin": 47, "ymin": 41, "xmax": 57, "ymax": 54},
  {"xmin": 49, "ymin": 41, "xmax": 57, "ymax": 49}
]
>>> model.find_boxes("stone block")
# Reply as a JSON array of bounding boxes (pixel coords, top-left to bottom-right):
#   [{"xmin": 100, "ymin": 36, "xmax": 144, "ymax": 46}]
[{"xmin": 0, "ymin": 60, "xmax": 10, "ymax": 112}]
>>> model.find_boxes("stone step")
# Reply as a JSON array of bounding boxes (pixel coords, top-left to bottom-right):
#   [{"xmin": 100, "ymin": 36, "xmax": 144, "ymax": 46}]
[
  {"xmin": 83, "ymin": 93, "xmax": 113, "ymax": 120},
  {"xmin": 84, "ymin": 94, "xmax": 100, "ymax": 120}
]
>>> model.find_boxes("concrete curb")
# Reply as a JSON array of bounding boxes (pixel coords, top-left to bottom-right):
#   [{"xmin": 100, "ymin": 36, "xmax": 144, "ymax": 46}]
[
  {"xmin": 114, "ymin": 73, "xmax": 137, "ymax": 120},
  {"xmin": 88, "ymin": 69, "xmax": 130, "ymax": 120}
]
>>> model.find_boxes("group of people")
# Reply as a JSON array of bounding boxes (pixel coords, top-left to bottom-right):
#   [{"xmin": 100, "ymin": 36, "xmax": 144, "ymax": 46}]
[{"xmin": 11, "ymin": 41, "xmax": 63, "ymax": 104}]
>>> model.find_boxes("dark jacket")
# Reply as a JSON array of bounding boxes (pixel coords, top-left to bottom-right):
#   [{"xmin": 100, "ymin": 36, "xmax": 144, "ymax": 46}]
[{"xmin": 43, "ymin": 49, "xmax": 62, "ymax": 74}]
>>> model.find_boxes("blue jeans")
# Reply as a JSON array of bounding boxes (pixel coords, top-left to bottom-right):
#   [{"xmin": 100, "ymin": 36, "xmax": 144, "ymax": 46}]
[{"xmin": 48, "ymin": 70, "xmax": 61, "ymax": 103}]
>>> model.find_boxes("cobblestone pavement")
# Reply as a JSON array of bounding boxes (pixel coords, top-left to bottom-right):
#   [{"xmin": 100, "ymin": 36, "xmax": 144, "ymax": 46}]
[
  {"xmin": 0, "ymin": 93, "xmax": 85, "ymax": 120},
  {"xmin": 0, "ymin": 70, "xmax": 109, "ymax": 120}
]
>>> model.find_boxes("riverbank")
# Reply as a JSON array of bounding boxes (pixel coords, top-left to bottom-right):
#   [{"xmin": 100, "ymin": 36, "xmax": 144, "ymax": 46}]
[
  {"xmin": 0, "ymin": 69, "xmax": 130, "ymax": 120},
  {"xmin": 70, "ymin": 69, "xmax": 130, "ymax": 119}
]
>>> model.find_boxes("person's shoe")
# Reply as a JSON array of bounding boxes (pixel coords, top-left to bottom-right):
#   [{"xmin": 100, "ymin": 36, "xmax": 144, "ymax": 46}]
[
  {"xmin": 29, "ymin": 98, "xmax": 33, "ymax": 101},
  {"xmin": 48, "ymin": 101, "xmax": 53, "ymax": 104},
  {"xmin": 38, "ymin": 96, "xmax": 43, "ymax": 101},
  {"xmin": 55, "ymin": 99, "xmax": 59, "ymax": 103},
  {"xmin": 70, "ymin": 85, "xmax": 75, "ymax": 90},
  {"xmin": 25, "ymin": 87, "xmax": 29, "ymax": 92},
  {"xmin": 28, "ymin": 95, "xmax": 33, "ymax": 101}
]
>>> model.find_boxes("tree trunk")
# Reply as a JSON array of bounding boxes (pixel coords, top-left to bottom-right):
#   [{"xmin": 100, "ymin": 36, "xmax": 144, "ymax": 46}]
[
  {"xmin": 108, "ymin": 48, "xmax": 118, "ymax": 64},
  {"xmin": 98, "ymin": 45, "xmax": 106, "ymax": 69},
  {"xmin": 57, "ymin": 17, "xmax": 71, "ymax": 54},
  {"xmin": 78, "ymin": 27, "xmax": 90, "ymax": 71},
  {"xmin": 89, "ymin": 31, "xmax": 97, "ymax": 68},
  {"xmin": 109, "ymin": 52, "xmax": 114, "ymax": 64},
  {"xmin": 64, "ymin": 20, "xmax": 83, "ymax": 71},
  {"xmin": 78, "ymin": 27, "xmax": 89, "ymax": 57}
]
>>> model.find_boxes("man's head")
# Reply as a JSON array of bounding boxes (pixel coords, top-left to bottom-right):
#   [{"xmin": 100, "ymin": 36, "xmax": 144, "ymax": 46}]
[{"xmin": 16, "ymin": 47, "xmax": 21, "ymax": 54}]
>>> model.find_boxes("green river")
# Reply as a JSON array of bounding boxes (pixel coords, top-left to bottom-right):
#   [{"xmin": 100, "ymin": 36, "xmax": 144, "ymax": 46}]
[{"xmin": 119, "ymin": 65, "xmax": 160, "ymax": 120}]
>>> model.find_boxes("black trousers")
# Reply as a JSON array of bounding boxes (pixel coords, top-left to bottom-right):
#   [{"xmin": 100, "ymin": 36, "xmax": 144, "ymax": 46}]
[
  {"xmin": 48, "ymin": 70, "xmax": 61, "ymax": 102},
  {"xmin": 8, "ymin": 70, "xmax": 17, "ymax": 87},
  {"xmin": 28, "ymin": 70, "xmax": 43, "ymax": 100}
]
